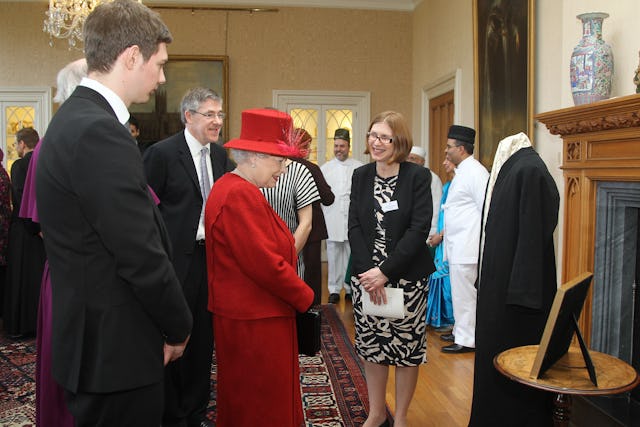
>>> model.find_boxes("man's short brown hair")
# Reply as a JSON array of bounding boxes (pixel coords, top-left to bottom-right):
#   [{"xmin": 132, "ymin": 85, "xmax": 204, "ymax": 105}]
[
  {"xmin": 15, "ymin": 127, "xmax": 40, "ymax": 149},
  {"xmin": 83, "ymin": 0, "xmax": 172, "ymax": 74}
]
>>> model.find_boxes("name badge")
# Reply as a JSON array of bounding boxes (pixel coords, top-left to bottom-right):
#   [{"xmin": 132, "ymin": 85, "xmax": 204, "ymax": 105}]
[{"xmin": 381, "ymin": 200, "xmax": 399, "ymax": 213}]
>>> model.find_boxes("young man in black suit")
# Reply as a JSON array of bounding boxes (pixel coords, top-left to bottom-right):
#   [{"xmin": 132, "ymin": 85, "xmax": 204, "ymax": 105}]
[
  {"xmin": 143, "ymin": 87, "xmax": 234, "ymax": 427},
  {"xmin": 36, "ymin": 1, "xmax": 192, "ymax": 425}
]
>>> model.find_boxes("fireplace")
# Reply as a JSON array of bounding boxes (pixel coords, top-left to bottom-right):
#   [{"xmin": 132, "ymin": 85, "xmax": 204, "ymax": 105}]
[
  {"xmin": 537, "ymin": 95, "xmax": 640, "ymax": 426},
  {"xmin": 592, "ymin": 181, "xmax": 640, "ymax": 362}
]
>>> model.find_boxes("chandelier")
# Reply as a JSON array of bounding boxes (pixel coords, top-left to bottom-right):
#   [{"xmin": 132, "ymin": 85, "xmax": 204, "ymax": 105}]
[{"xmin": 43, "ymin": 0, "xmax": 140, "ymax": 49}]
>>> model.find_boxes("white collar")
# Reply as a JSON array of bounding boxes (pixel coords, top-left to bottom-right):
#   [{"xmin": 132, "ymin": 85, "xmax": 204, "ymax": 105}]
[
  {"xmin": 184, "ymin": 129, "xmax": 210, "ymax": 157},
  {"xmin": 79, "ymin": 77, "xmax": 129, "ymax": 125}
]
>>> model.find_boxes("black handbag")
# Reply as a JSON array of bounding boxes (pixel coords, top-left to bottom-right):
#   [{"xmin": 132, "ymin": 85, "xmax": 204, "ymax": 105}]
[{"xmin": 296, "ymin": 308, "xmax": 321, "ymax": 356}]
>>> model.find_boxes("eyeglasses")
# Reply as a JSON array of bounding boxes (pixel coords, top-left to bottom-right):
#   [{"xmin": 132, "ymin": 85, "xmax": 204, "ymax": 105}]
[
  {"xmin": 367, "ymin": 132, "xmax": 393, "ymax": 144},
  {"xmin": 190, "ymin": 110, "xmax": 225, "ymax": 120},
  {"xmin": 446, "ymin": 143, "xmax": 461, "ymax": 149}
]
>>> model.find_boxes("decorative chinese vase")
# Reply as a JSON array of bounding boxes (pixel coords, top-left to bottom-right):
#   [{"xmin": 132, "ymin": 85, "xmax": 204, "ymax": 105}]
[{"xmin": 570, "ymin": 12, "xmax": 614, "ymax": 105}]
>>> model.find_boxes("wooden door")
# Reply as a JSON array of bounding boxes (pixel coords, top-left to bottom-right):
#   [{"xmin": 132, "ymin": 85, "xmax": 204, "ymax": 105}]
[{"xmin": 428, "ymin": 90, "xmax": 454, "ymax": 183}]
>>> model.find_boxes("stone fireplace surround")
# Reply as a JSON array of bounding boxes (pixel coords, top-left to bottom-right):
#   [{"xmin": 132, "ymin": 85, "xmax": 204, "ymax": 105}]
[{"xmin": 592, "ymin": 181, "xmax": 639, "ymax": 361}]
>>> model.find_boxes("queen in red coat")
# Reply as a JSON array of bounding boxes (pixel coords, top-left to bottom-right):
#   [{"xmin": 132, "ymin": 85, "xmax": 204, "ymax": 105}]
[{"xmin": 205, "ymin": 109, "xmax": 314, "ymax": 427}]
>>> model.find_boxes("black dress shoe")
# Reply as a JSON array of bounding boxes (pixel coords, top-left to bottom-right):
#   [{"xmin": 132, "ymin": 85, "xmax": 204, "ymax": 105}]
[
  {"xmin": 441, "ymin": 343, "xmax": 475, "ymax": 353},
  {"xmin": 435, "ymin": 325, "xmax": 453, "ymax": 333},
  {"xmin": 328, "ymin": 293, "xmax": 340, "ymax": 304},
  {"xmin": 440, "ymin": 333, "xmax": 455, "ymax": 342}
]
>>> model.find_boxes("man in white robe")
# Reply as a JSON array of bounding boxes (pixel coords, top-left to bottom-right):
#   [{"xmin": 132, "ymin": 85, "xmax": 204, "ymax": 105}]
[
  {"xmin": 320, "ymin": 129, "xmax": 363, "ymax": 304},
  {"xmin": 407, "ymin": 145, "xmax": 443, "ymax": 239},
  {"xmin": 441, "ymin": 125, "xmax": 488, "ymax": 353}
]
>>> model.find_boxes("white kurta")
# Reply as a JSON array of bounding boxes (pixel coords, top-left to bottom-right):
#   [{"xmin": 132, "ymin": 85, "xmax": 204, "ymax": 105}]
[
  {"xmin": 443, "ymin": 156, "xmax": 489, "ymax": 264},
  {"xmin": 320, "ymin": 157, "xmax": 363, "ymax": 242},
  {"xmin": 442, "ymin": 155, "xmax": 488, "ymax": 348},
  {"xmin": 429, "ymin": 170, "xmax": 443, "ymax": 236}
]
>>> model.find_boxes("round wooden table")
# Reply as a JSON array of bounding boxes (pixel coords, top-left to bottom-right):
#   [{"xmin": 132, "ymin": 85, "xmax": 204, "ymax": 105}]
[{"xmin": 494, "ymin": 345, "xmax": 640, "ymax": 427}]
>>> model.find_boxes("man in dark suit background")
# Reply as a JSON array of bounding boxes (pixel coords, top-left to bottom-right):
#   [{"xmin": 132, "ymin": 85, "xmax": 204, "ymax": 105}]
[
  {"xmin": 143, "ymin": 87, "xmax": 234, "ymax": 427},
  {"xmin": 4, "ymin": 127, "xmax": 44, "ymax": 337},
  {"xmin": 36, "ymin": 1, "xmax": 192, "ymax": 425}
]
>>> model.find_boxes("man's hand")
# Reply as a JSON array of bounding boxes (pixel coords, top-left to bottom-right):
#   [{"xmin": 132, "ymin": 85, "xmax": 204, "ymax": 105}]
[{"xmin": 163, "ymin": 335, "xmax": 190, "ymax": 366}]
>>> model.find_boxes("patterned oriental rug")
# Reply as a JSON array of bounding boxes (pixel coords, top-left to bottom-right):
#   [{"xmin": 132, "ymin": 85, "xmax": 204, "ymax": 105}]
[{"xmin": 0, "ymin": 304, "xmax": 386, "ymax": 426}]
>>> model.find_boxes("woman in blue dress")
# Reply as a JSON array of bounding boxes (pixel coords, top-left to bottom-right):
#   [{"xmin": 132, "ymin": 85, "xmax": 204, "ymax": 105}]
[{"xmin": 425, "ymin": 159, "xmax": 455, "ymax": 329}]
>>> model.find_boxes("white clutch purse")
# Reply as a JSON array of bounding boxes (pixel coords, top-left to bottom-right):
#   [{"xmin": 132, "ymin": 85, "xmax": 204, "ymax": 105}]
[{"xmin": 362, "ymin": 287, "xmax": 405, "ymax": 319}]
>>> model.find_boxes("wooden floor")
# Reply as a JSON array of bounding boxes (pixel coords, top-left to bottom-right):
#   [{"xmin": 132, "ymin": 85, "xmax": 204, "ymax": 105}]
[{"xmin": 320, "ymin": 262, "xmax": 474, "ymax": 427}]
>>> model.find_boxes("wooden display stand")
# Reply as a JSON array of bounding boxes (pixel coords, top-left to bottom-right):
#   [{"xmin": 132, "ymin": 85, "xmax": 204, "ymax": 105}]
[
  {"xmin": 495, "ymin": 345, "xmax": 639, "ymax": 427},
  {"xmin": 495, "ymin": 272, "xmax": 639, "ymax": 426}
]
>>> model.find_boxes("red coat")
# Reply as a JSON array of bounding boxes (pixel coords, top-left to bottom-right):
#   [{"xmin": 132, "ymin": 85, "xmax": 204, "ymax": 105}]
[{"xmin": 205, "ymin": 173, "xmax": 314, "ymax": 427}]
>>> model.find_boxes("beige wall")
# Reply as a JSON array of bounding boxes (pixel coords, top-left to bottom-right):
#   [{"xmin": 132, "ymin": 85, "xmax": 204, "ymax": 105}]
[
  {"xmin": 411, "ymin": 0, "xmax": 475, "ymax": 141},
  {"xmin": 0, "ymin": 3, "xmax": 80, "ymax": 88},
  {"xmin": 0, "ymin": 3, "xmax": 412, "ymax": 139}
]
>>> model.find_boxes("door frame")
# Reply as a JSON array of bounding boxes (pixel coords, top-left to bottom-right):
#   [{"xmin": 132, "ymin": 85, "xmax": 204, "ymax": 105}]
[
  {"xmin": 421, "ymin": 69, "xmax": 462, "ymax": 164},
  {"xmin": 0, "ymin": 86, "xmax": 52, "ymax": 166},
  {"xmin": 273, "ymin": 90, "xmax": 370, "ymax": 164}
]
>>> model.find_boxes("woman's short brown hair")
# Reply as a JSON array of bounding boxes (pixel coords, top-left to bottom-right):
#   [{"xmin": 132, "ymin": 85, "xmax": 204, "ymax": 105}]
[{"xmin": 364, "ymin": 111, "xmax": 412, "ymax": 164}]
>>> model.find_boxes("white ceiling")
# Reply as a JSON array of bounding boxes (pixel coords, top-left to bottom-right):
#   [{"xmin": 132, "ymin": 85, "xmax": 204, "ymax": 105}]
[{"xmin": 6, "ymin": 0, "xmax": 422, "ymax": 12}]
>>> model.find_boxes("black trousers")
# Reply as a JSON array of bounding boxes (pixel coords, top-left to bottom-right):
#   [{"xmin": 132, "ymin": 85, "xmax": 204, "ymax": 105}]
[
  {"xmin": 302, "ymin": 239, "xmax": 322, "ymax": 306},
  {"xmin": 163, "ymin": 244, "xmax": 213, "ymax": 427},
  {"xmin": 65, "ymin": 381, "xmax": 163, "ymax": 427}
]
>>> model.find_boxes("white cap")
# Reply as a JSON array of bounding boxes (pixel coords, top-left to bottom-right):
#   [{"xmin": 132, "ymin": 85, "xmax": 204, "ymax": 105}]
[{"xmin": 410, "ymin": 146, "xmax": 426, "ymax": 158}]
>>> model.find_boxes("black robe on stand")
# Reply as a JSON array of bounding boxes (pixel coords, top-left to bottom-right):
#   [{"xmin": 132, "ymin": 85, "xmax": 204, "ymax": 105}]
[{"xmin": 469, "ymin": 147, "xmax": 559, "ymax": 427}]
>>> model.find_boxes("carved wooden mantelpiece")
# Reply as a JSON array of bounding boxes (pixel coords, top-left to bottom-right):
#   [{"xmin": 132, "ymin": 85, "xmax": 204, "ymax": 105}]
[
  {"xmin": 537, "ymin": 94, "xmax": 640, "ymax": 137},
  {"xmin": 536, "ymin": 94, "xmax": 640, "ymax": 345}
]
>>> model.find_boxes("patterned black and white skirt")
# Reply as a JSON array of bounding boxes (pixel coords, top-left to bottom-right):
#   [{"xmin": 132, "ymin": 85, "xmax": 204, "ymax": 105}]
[{"xmin": 351, "ymin": 276, "xmax": 428, "ymax": 367}]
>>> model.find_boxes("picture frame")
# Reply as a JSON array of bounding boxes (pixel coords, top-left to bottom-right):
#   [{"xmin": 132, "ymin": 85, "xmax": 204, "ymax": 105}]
[
  {"xmin": 473, "ymin": 0, "xmax": 534, "ymax": 170},
  {"xmin": 530, "ymin": 272, "xmax": 595, "ymax": 384},
  {"xmin": 130, "ymin": 55, "xmax": 229, "ymax": 146}
]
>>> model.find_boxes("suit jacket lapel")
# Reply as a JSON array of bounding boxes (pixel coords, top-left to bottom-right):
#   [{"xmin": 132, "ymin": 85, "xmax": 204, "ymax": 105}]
[
  {"xmin": 362, "ymin": 164, "xmax": 377, "ymax": 247},
  {"xmin": 177, "ymin": 136, "xmax": 201, "ymax": 198}
]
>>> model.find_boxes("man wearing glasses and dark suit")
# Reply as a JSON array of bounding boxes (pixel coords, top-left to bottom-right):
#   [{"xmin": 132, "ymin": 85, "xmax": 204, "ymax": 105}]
[{"xmin": 143, "ymin": 87, "xmax": 234, "ymax": 427}]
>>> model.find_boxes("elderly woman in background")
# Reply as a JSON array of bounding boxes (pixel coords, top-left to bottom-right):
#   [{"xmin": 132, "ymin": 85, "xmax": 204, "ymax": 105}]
[
  {"xmin": 205, "ymin": 108, "xmax": 314, "ymax": 427},
  {"xmin": 349, "ymin": 111, "xmax": 435, "ymax": 427}
]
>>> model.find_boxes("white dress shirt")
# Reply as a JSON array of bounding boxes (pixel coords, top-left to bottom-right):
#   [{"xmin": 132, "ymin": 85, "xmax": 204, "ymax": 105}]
[
  {"xmin": 185, "ymin": 129, "xmax": 213, "ymax": 241},
  {"xmin": 320, "ymin": 157, "xmax": 363, "ymax": 242}
]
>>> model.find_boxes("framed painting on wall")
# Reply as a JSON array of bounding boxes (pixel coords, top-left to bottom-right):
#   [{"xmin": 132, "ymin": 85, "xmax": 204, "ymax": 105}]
[
  {"xmin": 473, "ymin": 0, "xmax": 534, "ymax": 170},
  {"xmin": 130, "ymin": 55, "xmax": 229, "ymax": 146}
]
